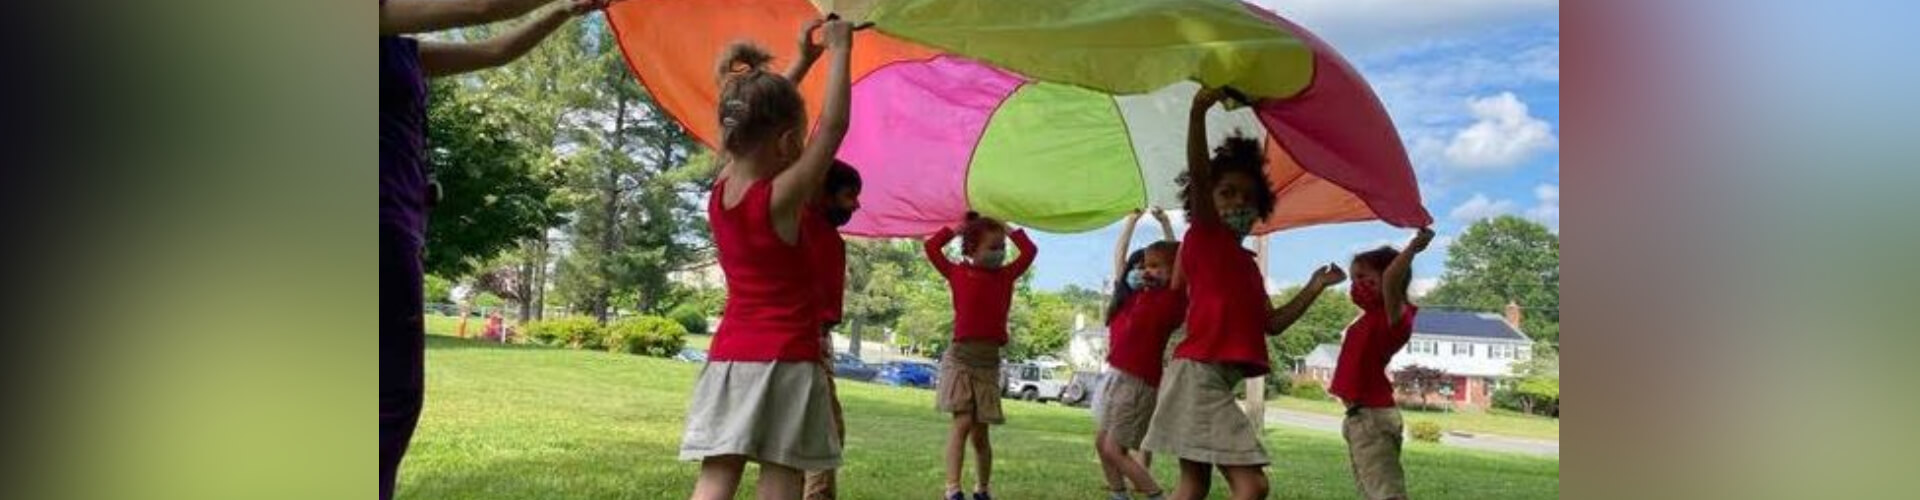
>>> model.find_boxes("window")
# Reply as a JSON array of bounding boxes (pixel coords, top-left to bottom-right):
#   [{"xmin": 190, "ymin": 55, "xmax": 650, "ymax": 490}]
[
  {"xmin": 1452, "ymin": 343, "xmax": 1474, "ymax": 356},
  {"xmin": 1409, "ymin": 340, "xmax": 1438, "ymax": 355},
  {"xmin": 1489, "ymin": 344, "xmax": 1515, "ymax": 360}
]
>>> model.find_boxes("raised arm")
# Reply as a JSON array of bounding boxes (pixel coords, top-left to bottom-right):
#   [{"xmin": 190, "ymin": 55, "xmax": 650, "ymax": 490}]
[
  {"xmin": 1151, "ymin": 207, "xmax": 1176, "ymax": 241},
  {"xmin": 419, "ymin": 2, "xmax": 596, "ymax": 77},
  {"xmin": 1007, "ymin": 228, "xmax": 1038, "ymax": 276},
  {"xmin": 382, "ymin": 0, "xmax": 567, "ymax": 36},
  {"xmin": 769, "ymin": 19, "xmax": 860, "ymax": 222},
  {"xmin": 1185, "ymin": 88, "xmax": 1227, "ymax": 225},
  {"xmin": 1268, "ymin": 264, "xmax": 1346, "ymax": 336},
  {"xmin": 1112, "ymin": 210, "xmax": 1143, "ymax": 283},
  {"xmin": 1382, "ymin": 227, "xmax": 1435, "ymax": 328},
  {"xmin": 923, "ymin": 227, "xmax": 958, "ymax": 277},
  {"xmin": 785, "ymin": 20, "xmax": 825, "ymax": 84}
]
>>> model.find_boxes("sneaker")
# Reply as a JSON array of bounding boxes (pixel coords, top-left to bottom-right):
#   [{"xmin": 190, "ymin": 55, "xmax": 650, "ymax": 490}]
[
  {"xmin": 1108, "ymin": 490, "xmax": 1132, "ymax": 500},
  {"xmin": 971, "ymin": 492, "xmax": 993, "ymax": 500},
  {"xmin": 944, "ymin": 491, "xmax": 965, "ymax": 500}
]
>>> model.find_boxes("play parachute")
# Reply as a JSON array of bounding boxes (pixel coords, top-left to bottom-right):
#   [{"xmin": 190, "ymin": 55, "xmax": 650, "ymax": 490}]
[{"xmin": 608, "ymin": 0, "xmax": 1431, "ymax": 236}]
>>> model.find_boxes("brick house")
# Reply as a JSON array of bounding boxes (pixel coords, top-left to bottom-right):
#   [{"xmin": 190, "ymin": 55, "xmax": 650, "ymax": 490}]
[{"xmin": 1297, "ymin": 303, "xmax": 1534, "ymax": 409}]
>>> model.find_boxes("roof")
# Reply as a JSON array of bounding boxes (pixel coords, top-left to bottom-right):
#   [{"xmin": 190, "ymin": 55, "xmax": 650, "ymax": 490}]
[
  {"xmin": 1301, "ymin": 343, "xmax": 1341, "ymax": 368},
  {"xmin": 1414, "ymin": 311, "xmax": 1530, "ymax": 342}
]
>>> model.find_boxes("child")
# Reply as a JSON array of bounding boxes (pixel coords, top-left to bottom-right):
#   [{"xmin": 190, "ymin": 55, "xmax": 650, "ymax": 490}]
[
  {"xmin": 1094, "ymin": 208, "xmax": 1180, "ymax": 500},
  {"xmin": 925, "ymin": 211, "xmax": 1037, "ymax": 500},
  {"xmin": 801, "ymin": 160, "xmax": 862, "ymax": 500},
  {"xmin": 1331, "ymin": 227, "xmax": 1435, "ymax": 500},
  {"xmin": 679, "ymin": 18, "xmax": 858, "ymax": 500},
  {"xmin": 1140, "ymin": 88, "xmax": 1345, "ymax": 500}
]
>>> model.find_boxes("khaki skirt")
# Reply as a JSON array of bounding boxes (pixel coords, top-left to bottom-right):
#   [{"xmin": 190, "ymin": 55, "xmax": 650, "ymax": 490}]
[
  {"xmin": 935, "ymin": 341, "xmax": 1005, "ymax": 425},
  {"xmin": 1140, "ymin": 359, "xmax": 1269, "ymax": 466},
  {"xmin": 679, "ymin": 361, "xmax": 842, "ymax": 471},
  {"xmin": 1095, "ymin": 369, "xmax": 1159, "ymax": 449}
]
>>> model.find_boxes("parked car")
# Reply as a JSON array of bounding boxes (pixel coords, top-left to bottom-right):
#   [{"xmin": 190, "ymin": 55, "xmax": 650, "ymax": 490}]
[
  {"xmin": 1002, "ymin": 362, "xmax": 1074, "ymax": 403},
  {"xmin": 1057, "ymin": 371, "xmax": 1101, "ymax": 407},
  {"xmin": 875, "ymin": 361, "xmax": 938, "ymax": 388},
  {"xmin": 674, "ymin": 348, "xmax": 708, "ymax": 363},
  {"xmin": 832, "ymin": 352, "xmax": 879, "ymax": 381}
]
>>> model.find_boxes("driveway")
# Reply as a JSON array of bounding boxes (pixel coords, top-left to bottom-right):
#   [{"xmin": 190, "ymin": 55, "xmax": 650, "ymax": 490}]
[{"xmin": 1263, "ymin": 408, "xmax": 1559, "ymax": 458}]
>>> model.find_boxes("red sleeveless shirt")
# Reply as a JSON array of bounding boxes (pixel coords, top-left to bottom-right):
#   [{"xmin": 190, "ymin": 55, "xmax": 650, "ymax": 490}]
[{"xmin": 707, "ymin": 177, "xmax": 821, "ymax": 362}]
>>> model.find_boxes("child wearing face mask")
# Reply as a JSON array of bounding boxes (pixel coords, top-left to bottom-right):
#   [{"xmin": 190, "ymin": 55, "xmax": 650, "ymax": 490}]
[
  {"xmin": 1093, "ymin": 208, "xmax": 1181, "ymax": 500},
  {"xmin": 800, "ymin": 160, "xmax": 861, "ymax": 500},
  {"xmin": 1140, "ymin": 88, "xmax": 1346, "ymax": 500},
  {"xmin": 923, "ymin": 211, "xmax": 1036, "ymax": 500},
  {"xmin": 1331, "ymin": 227, "xmax": 1434, "ymax": 500}
]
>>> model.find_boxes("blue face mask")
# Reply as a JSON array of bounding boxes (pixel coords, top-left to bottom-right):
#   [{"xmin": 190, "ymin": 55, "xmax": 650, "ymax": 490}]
[
  {"xmin": 1125, "ymin": 269, "xmax": 1152, "ymax": 289},
  {"xmin": 1221, "ymin": 208, "xmax": 1258, "ymax": 235}
]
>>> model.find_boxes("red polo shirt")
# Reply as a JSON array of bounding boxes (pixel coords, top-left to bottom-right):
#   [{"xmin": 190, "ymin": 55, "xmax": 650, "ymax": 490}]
[
  {"xmin": 1329, "ymin": 303, "xmax": 1418, "ymax": 407},
  {"xmin": 1171, "ymin": 218, "xmax": 1272, "ymax": 376},
  {"xmin": 924, "ymin": 227, "xmax": 1036, "ymax": 345},
  {"xmin": 1106, "ymin": 287, "xmax": 1187, "ymax": 386}
]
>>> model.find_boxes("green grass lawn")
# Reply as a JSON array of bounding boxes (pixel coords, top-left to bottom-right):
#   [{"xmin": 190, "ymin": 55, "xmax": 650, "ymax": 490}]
[
  {"xmin": 1271, "ymin": 395, "xmax": 1561, "ymax": 441},
  {"xmin": 399, "ymin": 335, "xmax": 1558, "ymax": 499},
  {"xmin": 424, "ymin": 314, "xmax": 464, "ymax": 337}
]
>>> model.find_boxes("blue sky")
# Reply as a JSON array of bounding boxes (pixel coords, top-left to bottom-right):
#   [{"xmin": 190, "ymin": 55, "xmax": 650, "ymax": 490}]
[{"xmin": 1023, "ymin": 0, "xmax": 1561, "ymax": 294}]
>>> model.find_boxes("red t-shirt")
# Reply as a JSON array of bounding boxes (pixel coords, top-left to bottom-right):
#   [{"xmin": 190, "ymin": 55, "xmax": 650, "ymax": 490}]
[
  {"xmin": 706, "ymin": 178, "xmax": 821, "ymax": 362},
  {"xmin": 1171, "ymin": 218, "xmax": 1272, "ymax": 376},
  {"xmin": 801, "ymin": 206, "xmax": 847, "ymax": 326},
  {"xmin": 925, "ymin": 227, "xmax": 1036, "ymax": 345},
  {"xmin": 1329, "ymin": 303, "xmax": 1418, "ymax": 407},
  {"xmin": 1106, "ymin": 287, "xmax": 1187, "ymax": 386}
]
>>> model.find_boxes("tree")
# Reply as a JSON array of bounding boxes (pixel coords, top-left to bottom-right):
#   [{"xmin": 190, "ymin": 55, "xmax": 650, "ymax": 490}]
[
  {"xmin": 1006, "ymin": 285, "xmax": 1075, "ymax": 361},
  {"xmin": 1392, "ymin": 365, "xmax": 1450, "ymax": 408},
  {"xmin": 1058, "ymin": 284, "xmax": 1109, "ymax": 322},
  {"xmin": 424, "ymin": 274, "xmax": 454, "ymax": 306},
  {"xmin": 840, "ymin": 239, "xmax": 924, "ymax": 358},
  {"xmin": 1426, "ymin": 215, "xmax": 1561, "ymax": 343},
  {"xmin": 422, "ymin": 81, "xmax": 566, "ymax": 279},
  {"xmin": 1501, "ymin": 346, "xmax": 1560, "ymax": 416},
  {"xmin": 1267, "ymin": 286, "xmax": 1362, "ymax": 372},
  {"xmin": 549, "ymin": 21, "xmax": 707, "ymax": 322},
  {"xmin": 447, "ymin": 19, "xmax": 600, "ymax": 321}
]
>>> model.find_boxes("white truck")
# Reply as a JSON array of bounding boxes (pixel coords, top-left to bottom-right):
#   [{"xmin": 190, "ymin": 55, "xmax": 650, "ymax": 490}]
[{"xmin": 1003, "ymin": 361, "xmax": 1089, "ymax": 404}]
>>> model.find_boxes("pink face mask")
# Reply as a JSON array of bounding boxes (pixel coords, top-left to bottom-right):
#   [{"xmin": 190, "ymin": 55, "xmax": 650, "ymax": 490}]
[{"xmin": 1350, "ymin": 279, "xmax": 1384, "ymax": 309}]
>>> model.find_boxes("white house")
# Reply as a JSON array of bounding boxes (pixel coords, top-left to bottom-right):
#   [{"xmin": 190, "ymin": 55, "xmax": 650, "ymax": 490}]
[
  {"xmin": 1065, "ymin": 314, "xmax": 1111, "ymax": 371},
  {"xmin": 1298, "ymin": 303, "xmax": 1534, "ymax": 409}
]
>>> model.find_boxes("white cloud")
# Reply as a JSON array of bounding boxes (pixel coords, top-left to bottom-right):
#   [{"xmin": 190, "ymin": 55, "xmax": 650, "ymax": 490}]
[
  {"xmin": 1526, "ymin": 183, "xmax": 1559, "ymax": 230},
  {"xmin": 1449, "ymin": 193, "xmax": 1516, "ymax": 222},
  {"xmin": 1444, "ymin": 92, "xmax": 1557, "ymax": 169},
  {"xmin": 1251, "ymin": 0, "xmax": 1558, "ymax": 57},
  {"xmin": 1411, "ymin": 277, "xmax": 1441, "ymax": 298}
]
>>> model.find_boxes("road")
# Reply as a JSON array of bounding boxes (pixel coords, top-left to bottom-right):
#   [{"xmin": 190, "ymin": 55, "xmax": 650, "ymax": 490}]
[{"xmin": 1264, "ymin": 407, "xmax": 1559, "ymax": 458}]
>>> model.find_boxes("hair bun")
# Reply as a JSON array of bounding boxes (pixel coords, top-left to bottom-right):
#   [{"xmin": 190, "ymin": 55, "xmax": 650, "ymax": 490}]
[
  {"xmin": 964, "ymin": 211, "xmax": 981, "ymax": 221},
  {"xmin": 715, "ymin": 41, "xmax": 775, "ymax": 84}
]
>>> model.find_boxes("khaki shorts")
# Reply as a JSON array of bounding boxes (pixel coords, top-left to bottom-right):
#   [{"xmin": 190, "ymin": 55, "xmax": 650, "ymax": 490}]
[
  {"xmin": 1140, "ymin": 359, "xmax": 1268, "ymax": 465},
  {"xmin": 1343, "ymin": 407, "xmax": 1408, "ymax": 499},
  {"xmin": 679, "ymin": 361, "xmax": 842, "ymax": 471},
  {"xmin": 1096, "ymin": 369, "xmax": 1158, "ymax": 449},
  {"xmin": 935, "ymin": 341, "xmax": 1005, "ymax": 425}
]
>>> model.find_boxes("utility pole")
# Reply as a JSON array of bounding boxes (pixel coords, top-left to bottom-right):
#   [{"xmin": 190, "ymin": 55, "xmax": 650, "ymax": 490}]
[{"xmin": 1242, "ymin": 235, "xmax": 1270, "ymax": 430}]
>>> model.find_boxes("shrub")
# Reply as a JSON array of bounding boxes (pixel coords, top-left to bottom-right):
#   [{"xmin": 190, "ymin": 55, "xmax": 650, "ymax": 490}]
[
  {"xmin": 667, "ymin": 305, "xmax": 710, "ymax": 335},
  {"xmin": 1409, "ymin": 421, "xmax": 1443, "ymax": 443},
  {"xmin": 522, "ymin": 317, "xmax": 604, "ymax": 349},
  {"xmin": 606, "ymin": 315, "xmax": 688, "ymax": 357},
  {"xmin": 1294, "ymin": 379, "xmax": 1331, "ymax": 401},
  {"xmin": 1268, "ymin": 374, "xmax": 1294, "ymax": 396}
]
